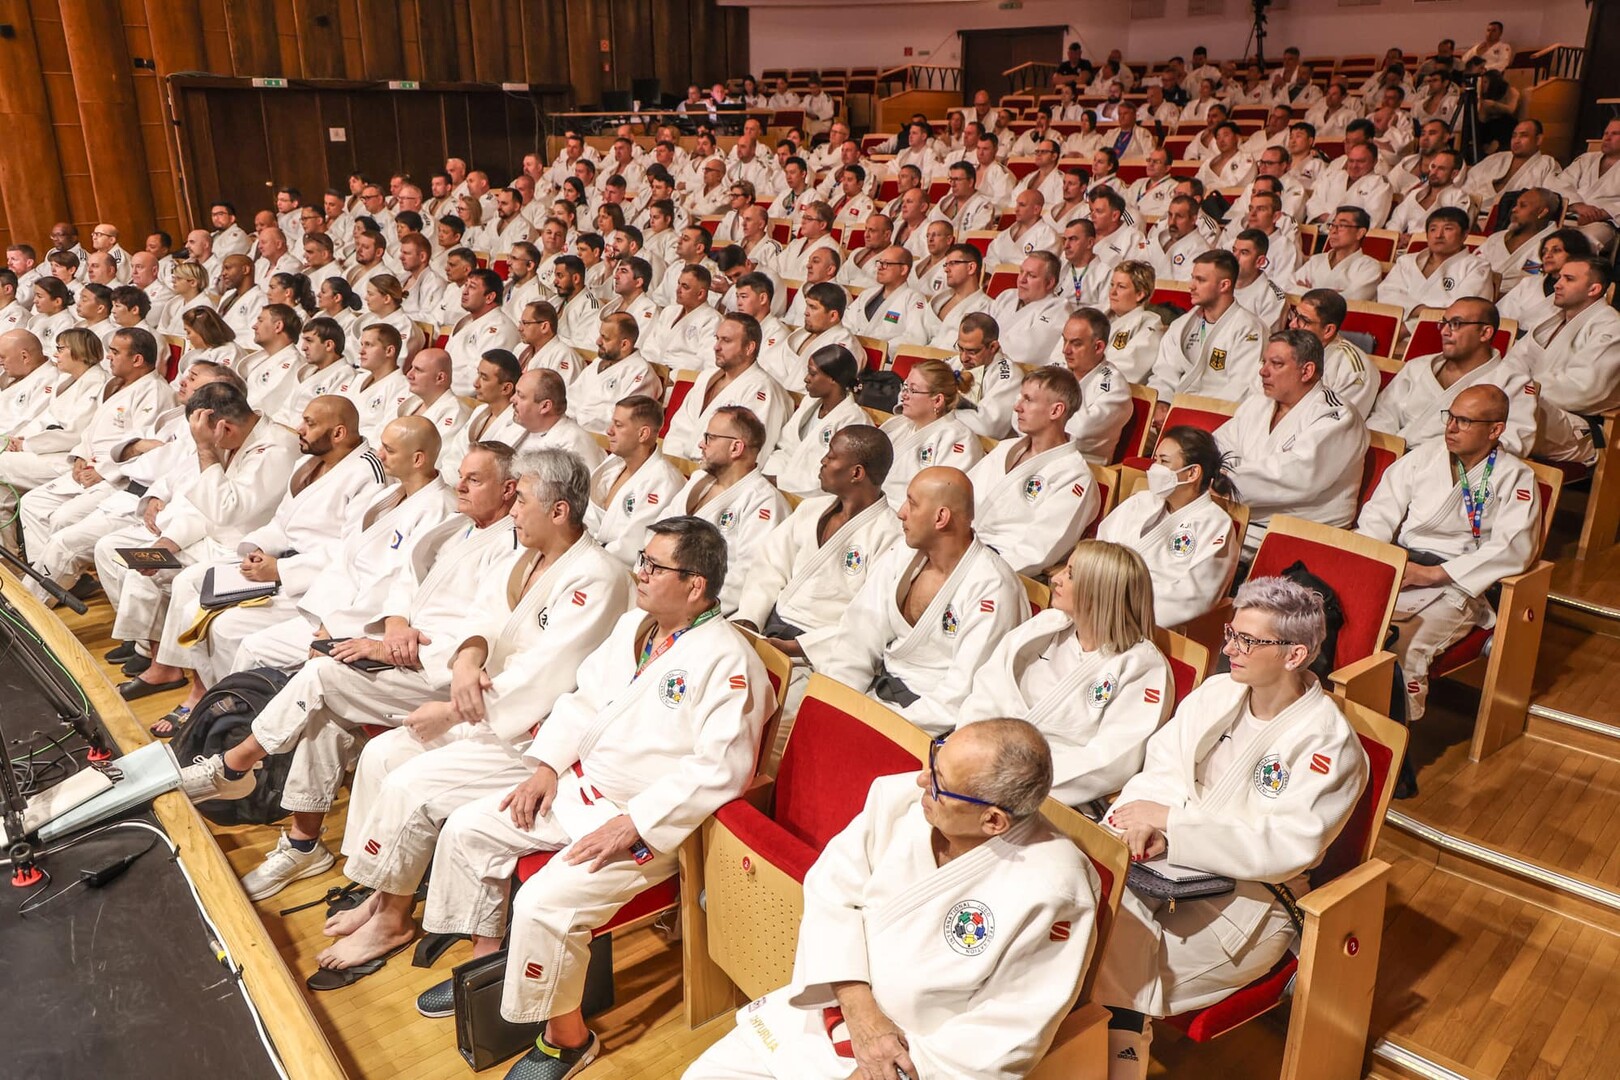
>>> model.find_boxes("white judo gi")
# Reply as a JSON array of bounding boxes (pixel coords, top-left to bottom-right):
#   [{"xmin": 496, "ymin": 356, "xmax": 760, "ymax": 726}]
[
  {"xmin": 424, "ymin": 611, "xmax": 770, "ymax": 1022},
  {"xmin": 154, "ymin": 446, "xmax": 386, "ymax": 688},
  {"xmin": 954, "ymin": 353, "xmax": 1022, "ymax": 440},
  {"xmin": 241, "ymin": 516, "xmax": 516, "ymax": 813},
  {"xmin": 1368, "ymin": 349, "xmax": 1536, "ymax": 455},
  {"xmin": 662, "ymin": 364, "xmax": 793, "ymax": 463},
  {"xmin": 568, "ymin": 352, "xmax": 660, "ymax": 435},
  {"xmin": 967, "ymin": 439, "xmax": 1100, "ymax": 575},
  {"xmin": 1096, "ymin": 490, "xmax": 1237, "ymax": 628},
  {"xmin": 583, "ymin": 453, "xmax": 688, "ymax": 568},
  {"xmin": 688, "ymin": 774, "xmax": 1098, "ymax": 1080},
  {"xmin": 658, "ymin": 469, "xmax": 789, "ymax": 616},
  {"xmin": 1375, "ymin": 250, "xmax": 1493, "ymax": 322},
  {"xmin": 845, "ymin": 284, "xmax": 940, "ymax": 351},
  {"xmin": 1355, "ymin": 439, "xmax": 1539, "ymax": 718},
  {"xmin": 761, "ymin": 396, "xmax": 872, "ymax": 499},
  {"xmin": 878, "ymin": 414, "xmax": 985, "ymax": 509},
  {"xmin": 8, "ymin": 366, "xmax": 113, "ymax": 550},
  {"xmin": 986, "ymin": 293, "xmax": 1067, "ymax": 365},
  {"xmin": 446, "ymin": 307, "xmax": 521, "ymax": 397},
  {"xmin": 1215, "ymin": 383, "xmax": 1369, "ymax": 552},
  {"xmin": 341, "ymin": 535, "xmax": 631, "ymax": 896},
  {"xmin": 1066, "ymin": 360, "xmax": 1133, "ymax": 464},
  {"xmin": 1094, "ymin": 675, "xmax": 1368, "ymax": 1017},
  {"xmin": 1504, "ymin": 302, "xmax": 1620, "ymax": 465},
  {"xmin": 1105, "ymin": 307, "xmax": 1165, "ymax": 384},
  {"xmin": 1291, "ymin": 250, "xmax": 1383, "ymax": 303},
  {"xmin": 1147, "ymin": 303, "xmax": 1268, "ymax": 404},
  {"xmin": 0, "ymin": 360, "xmax": 61, "ymax": 435},
  {"xmin": 801, "ymin": 539, "xmax": 1029, "ymax": 735},
  {"xmin": 640, "ymin": 302, "xmax": 723, "ymax": 371},
  {"xmin": 961, "ymin": 609, "xmax": 1173, "ymax": 806}
]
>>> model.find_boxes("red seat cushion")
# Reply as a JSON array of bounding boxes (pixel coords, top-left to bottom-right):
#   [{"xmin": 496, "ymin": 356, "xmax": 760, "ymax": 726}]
[
  {"xmin": 713, "ymin": 800, "xmax": 818, "ymax": 883},
  {"xmin": 1164, "ymin": 954, "xmax": 1297, "ymax": 1041},
  {"xmin": 1249, "ymin": 533, "xmax": 1399, "ymax": 672},
  {"xmin": 514, "ymin": 849, "xmax": 680, "ymax": 937},
  {"xmin": 1431, "ymin": 626, "xmax": 1491, "ymax": 679}
]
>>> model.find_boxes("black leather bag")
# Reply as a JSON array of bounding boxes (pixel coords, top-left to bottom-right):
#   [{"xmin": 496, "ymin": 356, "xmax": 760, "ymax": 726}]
[{"xmin": 453, "ymin": 950, "xmax": 543, "ymax": 1071}]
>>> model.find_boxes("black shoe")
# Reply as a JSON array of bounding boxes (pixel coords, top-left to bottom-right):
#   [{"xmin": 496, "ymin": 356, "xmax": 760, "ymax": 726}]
[
  {"xmin": 105, "ymin": 641, "xmax": 137, "ymax": 663},
  {"xmin": 501, "ymin": 1034, "xmax": 599, "ymax": 1080},
  {"xmin": 117, "ymin": 676, "xmax": 188, "ymax": 701},
  {"xmin": 69, "ymin": 575, "xmax": 101, "ymax": 601},
  {"xmin": 122, "ymin": 654, "xmax": 152, "ymax": 677}
]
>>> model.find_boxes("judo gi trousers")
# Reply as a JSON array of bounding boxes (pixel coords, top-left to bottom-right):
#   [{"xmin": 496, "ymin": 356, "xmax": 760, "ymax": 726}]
[
  {"xmin": 155, "ymin": 561, "xmax": 304, "ymax": 689},
  {"xmin": 1390, "ymin": 586, "xmax": 1486, "ymax": 721},
  {"xmin": 248, "ymin": 657, "xmax": 434, "ymax": 813},
  {"xmin": 20, "ymin": 482, "xmax": 113, "ymax": 581},
  {"xmin": 340, "ymin": 725, "xmax": 531, "ymax": 897},
  {"xmin": 425, "ymin": 789, "xmax": 679, "ymax": 1023}
]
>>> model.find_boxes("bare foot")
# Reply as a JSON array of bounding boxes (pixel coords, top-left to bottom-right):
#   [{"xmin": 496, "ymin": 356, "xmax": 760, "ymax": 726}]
[
  {"xmin": 314, "ymin": 916, "xmax": 416, "ymax": 970},
  {"xmin": 323, "ymin": 890, "xmax": 380, "ymax": 937}
]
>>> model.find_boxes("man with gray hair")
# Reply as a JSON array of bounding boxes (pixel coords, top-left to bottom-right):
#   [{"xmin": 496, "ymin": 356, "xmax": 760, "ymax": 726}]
[
  {"xmin": 1215, "ymin": 329, "xmax": 1369, "ymax": 555},
  {"xmin": 684, "ymin": 718, "xmax": 1099, "ymax": 1080},
  {"xmin": 308, "ymin": 447, "xmax": 633, "ymax": 988}
]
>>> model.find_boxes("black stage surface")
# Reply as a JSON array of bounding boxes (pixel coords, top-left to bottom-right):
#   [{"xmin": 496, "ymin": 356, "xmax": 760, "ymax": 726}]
[{"xmin": 0, "ymin": 598, "xmax": 282, "ymax": 1080}]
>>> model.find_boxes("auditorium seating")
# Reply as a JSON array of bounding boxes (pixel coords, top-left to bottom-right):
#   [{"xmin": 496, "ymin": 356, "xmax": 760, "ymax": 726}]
[
  {"xmin": 1161, "ymin": 701, "xmax": 1404, "ymax": 1080},
  {"xmin": 1339, "ymin": 299, "xmax": 1404, "ymax": 357},
  {"xmin": 1109, "ymin": 384, "xmax": 1159, "ymax": 465},
  {"xmin": 1355, "ymin": 430, "xmax": 1406, "ymax": 524},
  {"xmin": 889, "ymin": 342, "xmax": 954, "ymax": 379},
  {"xmin": 1400, "ymin": 317, "xmax": 1518, "ymax": 362}
]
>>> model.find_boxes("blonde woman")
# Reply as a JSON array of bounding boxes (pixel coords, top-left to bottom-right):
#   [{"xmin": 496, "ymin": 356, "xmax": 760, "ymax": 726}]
[
  {"xmin": 878, "ymin": 359, "xmax": 984, "ymax": 508},
  {"xmin": 1098, "ymin": 426, "xmax": 1239, "ymax": 627},
  {"xmin": 178, "ymin": 306, "xmax": 245, "ymax": 374},
  {"xmin": 1104, "ymin": 260, "xmax": 1164, "ymax": 382},
  {"xmin": 961, "ymin": 539, "xmax": 1174, "ymax": 807},
  {"xmin": 358, "ymin": 274, "xmax": 424, "ymax": 360},
  {"xmin": 165, "ymin": 261, "xmax": 214, "ymax": 336}
]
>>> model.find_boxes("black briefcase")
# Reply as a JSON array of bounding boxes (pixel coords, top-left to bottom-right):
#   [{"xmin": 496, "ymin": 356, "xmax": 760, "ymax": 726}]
[{"xmin": 452, "ymin": 950, "xmax": 543, "ymax": 1071}]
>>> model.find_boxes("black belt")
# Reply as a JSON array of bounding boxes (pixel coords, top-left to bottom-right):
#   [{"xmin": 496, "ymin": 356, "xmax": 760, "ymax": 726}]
[
  {"xmin": 761, "ymin": 607, "xmax": 804, "ymax": 641},
  {"xmin": 125, "ymin": 481, "xmax": 148, "ymax": 497},
  {"xmin": 871, "ymin": 661, "xmax": 919, "ymax": 708}
]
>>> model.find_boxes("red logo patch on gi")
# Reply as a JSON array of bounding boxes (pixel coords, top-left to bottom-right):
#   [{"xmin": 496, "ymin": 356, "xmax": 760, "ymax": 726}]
[
  {"xmin": 1524, "ymin": 383, "xmax": 1539, "ymax": 395},
  {"xmin": 756, "ymin": 391, "xmax": 767, "ymax": 402},
  {"xmin": 1310, "ymin": 753, "xmax": 1331, "ymax": 775},
  {"xmin": 1072, "ymin": 483, "xmax": 1086, "ymax": 497},
  {"xmin": 758, "ymin": 507, "xmax": 772, "ymax": 520},
  {"xmin": 523, "ymin": 962, "xmax": 544, "ymax": 980},
  {"xmin": 1144, "ymin": 688, "xmax": 1161, "ymax": 704},
  {"xmin": 571, "ymin": 590, "xmax": 587, "ymax": 606},
  {"xmin": 646, "ymin": 492, "xmax": 659, "ymax": 504},
  {"xmin": 952, "ymin": 442, "xmax": 966, "ymax": 453},
  {"xmin": 728, "ymin": 674, "xmax": 747, "ymax": 690},
  {"xmin": 1406, "ymin": 680, "xmax": 1421, "ymax": 694},
  {"xmin": 364, "ymin": 839, "xmax": 380, "ymax": 856},
  {"xmin": 979, "ymin": 599, "xmax": 996, "ymax": 613},
  {"xmin": 1515, "ymin": 488, "xmax": 1531, "ymax": 501},
  {"xmin": 1049, "ymin": 921, "xmax": 1072, "ymax": 942},
  {"xmin": 1212, "ymin": 535, "xmax": 1225, "ymax": 546},
  {"xmin": 441, "ymin": 416, "xmax": 454, "ymax": 426}
]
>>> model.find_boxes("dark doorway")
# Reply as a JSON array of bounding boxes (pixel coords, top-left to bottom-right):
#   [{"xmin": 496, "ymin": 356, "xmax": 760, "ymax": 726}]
[{"xmin": 959, "ymin": 26, "xmax": 1066, "ymax": 103}]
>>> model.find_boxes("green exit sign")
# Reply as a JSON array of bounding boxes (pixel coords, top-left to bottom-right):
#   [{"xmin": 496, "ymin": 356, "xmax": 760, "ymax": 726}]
[
  {"xmin": 389, "ymin": 80, "xmax": 420, "ymax": 90},
  {"xmin": 252, "ymin": 77, "xmax": 287, "ymax": 88}
]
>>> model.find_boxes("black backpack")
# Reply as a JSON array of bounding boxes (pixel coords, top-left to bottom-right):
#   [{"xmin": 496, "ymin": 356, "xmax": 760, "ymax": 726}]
[
  {"xmin": 855, "ymin": 370, "xmax": 902, "ymax": 414},
  {"xmin": 1277, "ymin": 559, "xmax": 1346, "ymax": 688},
  {"xmin": 169, "ymin": 667, "xmax": 293, "ymax": 826}
]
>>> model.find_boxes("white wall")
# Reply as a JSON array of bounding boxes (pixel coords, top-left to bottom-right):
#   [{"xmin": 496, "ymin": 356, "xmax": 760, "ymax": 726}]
[{"xmin": 741, "ymin": 0, "xmax": 1589, "ymax": 78}]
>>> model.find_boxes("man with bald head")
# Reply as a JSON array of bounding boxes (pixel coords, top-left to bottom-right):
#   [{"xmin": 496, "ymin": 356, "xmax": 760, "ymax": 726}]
[
  {"xmin": 686, "ymin": 718, "xmax": 1097, "ymax": 1080},
  {"xmin": 801, "ymin": 465, "xmax": 1029, "ymax": 735},
  {"xmin": 1358, "ymin": 384, "xmax": 1539, "ymax": 721},
  {"xmin": 509, "ymin": 368, "xmax": 604, "ymax": 469},
  {"xmin": 218, "ymin": 253, "xmax": 267, "ymax": 343},
  {"xmin": 0, "ymin": 326, "xmax": 60, "ymax": 435},
  {"xmin": 140, "ymin": 394, "xmax": 384, "ymax": 714},
  {"xmin": 397, "ymin": 347, "xmax": 469, "ymax": 437},
  {"xmin": 986, "ymin": 189, "xmax": 1060, "ymax": 269},
  {"xmin": 127, "ymin": 250, "xmax": 178, "ymax": 332}
]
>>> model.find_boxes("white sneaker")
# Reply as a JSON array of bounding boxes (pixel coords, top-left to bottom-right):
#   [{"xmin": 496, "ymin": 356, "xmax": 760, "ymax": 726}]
[
  {"xmin": 179, "ymin": 754, "xmax": 259, "ymax": 803},
  {"xmin": 241, "ymin": 831, "xmax": 335, "ymax": 901}
]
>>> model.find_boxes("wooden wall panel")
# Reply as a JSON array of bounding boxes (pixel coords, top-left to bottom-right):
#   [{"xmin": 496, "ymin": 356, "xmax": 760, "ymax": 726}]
[
  {"xmin": 520, "ymin": 0, "xmax": 569, "ymax": 90},
  {"xmin": 274, "ymin": 0, "xmax": 302, "ymax": 77},
  {"xmin": 413, "ymin": 0, "xmax": 458, "ymax": 83},
  {"xmin": 392, "ymin": 93, "xmax": 445, "ymax": 185},
  {"xmin": 565, "ymin": 0, "xmax": 606, "ymax": 108},
  {"xmin": 261, "ymin": 89, "xmax": 330, "ymax": 205},
  {"xmin": 353, "ymin": 0, "xmax": 404, "ymax": 80},
  {"xmin": 224, "ymin": 0, "xmax": 282, "ymax": 76},
  {"xmin": 62, "ymin": 0, "xmax": 159, "ymax": 239},
  {"xmin": 292, "ymin": 0, "xmax": 347, "ymax": 79},
  {"xmin": 195, "ymin": 0, "xmax": 234, "ymax": 74},
  {"xmin": 651, "ymin": 0, "xmax": 692, "ymax": 103},
  {"xmin": 610, "ymin": 0, "xmax": 653, "ymax": 94},
  {"xmin": 120, "ymin": 3, "xmax": 183, "ymax": 241},
  {"xmin": 317, "ymin": 95, "xmax": 356, "ymax": 190},
  {"xmin": 466, "ymin": 0, "xmax": 504, "ymax": 84},
  {"xmin": 0, "ymin": 0, "xmax": 71, "ymax": 252}
]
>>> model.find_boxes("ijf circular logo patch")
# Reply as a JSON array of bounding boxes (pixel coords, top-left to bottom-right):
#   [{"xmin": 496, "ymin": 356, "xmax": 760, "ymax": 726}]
[
  {"xmin": 842, "ymin": 546, "xmax": 864, "ymax": 575},
  {"xmin": 945, "ymin": 900, "xmax": 995, "ymax": 956},
  {"xmin": 1253, "ymin": 754, "xmax": 1289, "ymax": 798},
  {"xmin": 821, "ymin": 426, "xmax": 833, "ymax": 446},
  {"xmin": 1023, "ymin": 476, "xmax": 1044, "ymax": 502},
  {"xmin": 1171, "ymin": 529, "xmax": 1196, "ymax": 558},
  {"xmin": 1088, "ymin": 674, "xmax": 1117, "ymax": 709},
  {"xmin": 718, "ymin": 508, "xmax": 737, "ymax": 531},
  {"xmin": 621, "ymin": 493, "xmax": 636, "ymax": 515},
  {"xmin": 1442, "ymin": 276, "xmax": 1456, "ymax": 291},
  {"xmin": 941, "ymin": 606, "xmax": 959, "ymax": 637},
  {"xmin": 659, "ymin": 670, "xmax": 688, "ymax": 708},
  {"xmin": 918, "ymin": 445, "xmax": 935, "ymax": 465}
]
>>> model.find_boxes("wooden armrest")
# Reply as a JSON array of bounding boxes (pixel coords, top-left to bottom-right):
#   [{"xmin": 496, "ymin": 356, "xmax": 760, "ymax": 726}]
[
  {"xmin": 1299, "ymin": 858, "xmax": 1389, "ymax": 918},
  {"xmin": 1497, "ymin": 560, "xmax": 1553, "ymax": 594},
  {"xmin": 1026, "ymin": 1001, "xmax": 1110, "ymax": 1080},
  {"xmin": 741, "ymin": 775, "xmax": 775, "ymax": 814},
  {"xmin": 1329, "ymin": 650, "xmax": 1394, "ymax": 712}
]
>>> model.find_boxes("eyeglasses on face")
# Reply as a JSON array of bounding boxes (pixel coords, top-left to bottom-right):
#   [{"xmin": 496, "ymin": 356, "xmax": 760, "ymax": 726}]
[
  {"xmin": 700, "ymin": 431, "xmax": 741, "ymax": 445},
  {"xmin": 1441, "ymin": 409, "xmax": 1505, "ymax": 429},
  {"xmin": 927, "ymin": 736, "xmax": 1009, "ymax": 811},
  {"xmin": 1222, "ymin": 623, "xmax": 1296, "ymax": 655},
  {"xmin": 1436, "ymin": 318, "xmax": 1491, "ymax": 332},
  {"xmin": 634, "ymin": 551, "xmax": 695, "ymax": 578}
]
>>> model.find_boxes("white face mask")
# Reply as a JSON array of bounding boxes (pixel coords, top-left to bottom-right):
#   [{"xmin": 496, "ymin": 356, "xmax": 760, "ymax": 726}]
[{"xmin": 1146, "ymin": 461, "xmax": 1191, "ymax": 498}]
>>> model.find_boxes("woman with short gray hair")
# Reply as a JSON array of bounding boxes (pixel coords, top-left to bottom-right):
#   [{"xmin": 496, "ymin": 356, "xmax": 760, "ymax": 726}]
[{"xmin": 1089, "ymin": 575, "xmax": 1371, "ymax": 1078}]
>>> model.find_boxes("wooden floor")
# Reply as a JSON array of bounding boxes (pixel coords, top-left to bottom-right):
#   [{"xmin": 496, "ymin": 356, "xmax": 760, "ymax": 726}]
[{"xmin": 60, "ymin": 537, "xmax": 1620, "ymax": 1079}]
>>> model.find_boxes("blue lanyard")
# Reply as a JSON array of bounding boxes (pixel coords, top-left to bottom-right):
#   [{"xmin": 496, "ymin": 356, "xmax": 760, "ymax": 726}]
[{"xmin": 1455, "ymin": 448, "xmax": 1496, "ymax": 548}]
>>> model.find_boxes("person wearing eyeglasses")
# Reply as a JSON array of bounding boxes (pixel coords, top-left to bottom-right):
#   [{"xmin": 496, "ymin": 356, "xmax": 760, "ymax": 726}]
[
  {"xmin": 804, "ymin": 465, "xmax": 1027, "ymax": 735},
  {"xmin": 420, "ymin": 515, "xmax": 768, "ymax": 1077},
  {"xmin": 844, "ymin": 246, "xmax": 939, "ymax": 351},
  {"xmin": 1357, "ymin": 384, "xmax": 1538, "ymax": 723},
  {"xmin": 1096, "ymin": 576, "xmax": 1370, "ymax": 1078},
  {"xmin": 928, "ymin": 243, "xmax": 992, "ymax": 350},
  {"xmin": 1369, "ymin": 297, "xmax": 1535, "ymax": 454},
  {"xmin": 1503, "ymin": 253, "xmax": 1620, "ymax": 466},
  {"xmin": 936, "ymin": 160, "xmax": 996, "ymax": 235},
  {"xmin": 1287, "ymin": 290, "xmax": 1378, "ymax": 419},
  {"xmin": 1291, "ymin": 205, "xmax": 1382, "ymax": 303},
  {"xmin": 1215, "ymin": 330, "xmax": 1369, "ymax": 556},
  {"xmin": 877, "ymin": 359, "xmax": 984, "ymax": 508},
  {"xmin": 712, "ymin": 179, "xmax": 757, "ymax": 248},
  {"xmin": 657, "ymin": 405, "xmax": 788, "ymax": 616},
  {"xmin": 684, "ymin": 719, "xmax": 1097, "ymax": 1080}
]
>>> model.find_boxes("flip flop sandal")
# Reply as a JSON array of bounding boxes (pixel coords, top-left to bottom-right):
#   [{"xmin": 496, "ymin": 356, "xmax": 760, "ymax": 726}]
[
  {"xmin": 277, "ymin": 881, "xmax": 373, "ymax": 918},
  {"xmin": 305, "ymin": 938, "xmax": 413, "ymax": 991},
  {"xmin": 148, "ymin": 707, "xmax": 190, "ymax": 739},
  {"xmin": 412, "ymin": 931, "xmax": 468, "ymax": 968}
]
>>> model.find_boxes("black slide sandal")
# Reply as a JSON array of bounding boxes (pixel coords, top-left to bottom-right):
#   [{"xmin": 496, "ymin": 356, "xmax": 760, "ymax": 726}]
[{"xmin": 305, "ymin": 938, "xmax": 414, "ymax": 991}]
